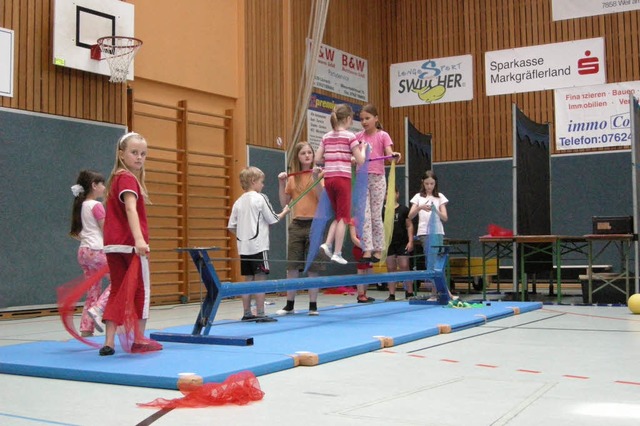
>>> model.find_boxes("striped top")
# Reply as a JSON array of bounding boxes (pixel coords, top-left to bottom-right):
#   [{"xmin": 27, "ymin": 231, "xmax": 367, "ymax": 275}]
[{"xmin": 320, "ymin": 129, "xmax": 359, "ymax": 178}]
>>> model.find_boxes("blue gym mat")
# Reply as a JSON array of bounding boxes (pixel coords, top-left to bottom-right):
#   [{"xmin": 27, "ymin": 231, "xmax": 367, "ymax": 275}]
[{"xmin": 0, "ymin": 300, "xmax": 541, "ymax": 390}]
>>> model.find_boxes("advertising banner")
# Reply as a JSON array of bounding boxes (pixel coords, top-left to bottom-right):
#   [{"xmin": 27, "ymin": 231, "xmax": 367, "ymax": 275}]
[
  {"xmin": 389, "ymin": 54, "xmax": 473, "ymax": 107},
  {"xmin": 485, "ymin": 38, "xmax": 605, "ymax": 96},
  {"xmin": 306, "ymin": 92, "xmax": 363, "ymax": 151},
  {"xmin": 552, "ymin": 0, "xmax": 640, "ymax": 21},
  {"xmin": 312, "ymin": 41, "xmax": 368, "ymax": 102},
  {"xmin": 554, "ymin": 82, "xmax": 640, "ymax": 150}
]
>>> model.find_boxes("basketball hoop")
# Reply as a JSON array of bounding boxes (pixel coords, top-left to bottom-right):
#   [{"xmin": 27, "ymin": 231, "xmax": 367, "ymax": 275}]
[{"xmin": 91, "ymin": 36, "xmax": 143, "ymax": 83}]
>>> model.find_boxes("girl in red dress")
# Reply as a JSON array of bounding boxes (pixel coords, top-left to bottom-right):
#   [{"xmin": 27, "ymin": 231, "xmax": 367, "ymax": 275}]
[{"xmin": 100, "ymin": 132, "xmax": 162, "ymax": 356}]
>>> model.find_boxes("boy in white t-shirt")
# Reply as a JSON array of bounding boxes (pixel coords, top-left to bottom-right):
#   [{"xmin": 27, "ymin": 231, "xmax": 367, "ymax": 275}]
[{"xmin": 228, "ymin": 166, "xmax": 290, "ymax": 322}]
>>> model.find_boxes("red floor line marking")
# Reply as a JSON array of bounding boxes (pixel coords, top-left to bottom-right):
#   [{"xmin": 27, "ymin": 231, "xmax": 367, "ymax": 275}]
[
  {"xmin": 401, "ymin": 355, "xmax": 639, "ymax": 384},
  {"xmin": 381, "ymin": 350, "xmax": 397, "ymax": 354},
  {"xmin": 400, "ymin": 354, "xmax": 638, "ymax": 384}
]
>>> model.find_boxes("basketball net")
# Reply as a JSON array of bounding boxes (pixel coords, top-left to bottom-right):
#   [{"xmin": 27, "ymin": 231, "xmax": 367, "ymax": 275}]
[{"xmin": 96, "ymin": 36, "xmax": 143, "ymax": 83}]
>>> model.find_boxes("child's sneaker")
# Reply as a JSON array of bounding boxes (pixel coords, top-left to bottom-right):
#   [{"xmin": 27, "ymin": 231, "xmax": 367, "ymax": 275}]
[
  {"xmin": 87, "ymin": 307, "xmax": 104, "ymax": 333},
  {"xmin": 385, "ymin": 294, "xmax": 396, "ymax": 302},
  {"xmin": 320, "ymin": 243, "xmax": 333, "ymax": 258},
  {"xmin": 331, "ymin": 253, "xmax": 348, "ymax": 264},
  {"xmin": 275, "ymin": 308, "xmax": 294, "ymax": 315},
  {"xmin": 357, "ymin": 296, "xmax": 375, "ymax": 303},
  {"xmin": 308, "ymin": 309, "xmax": 319, "ymax": 316}
]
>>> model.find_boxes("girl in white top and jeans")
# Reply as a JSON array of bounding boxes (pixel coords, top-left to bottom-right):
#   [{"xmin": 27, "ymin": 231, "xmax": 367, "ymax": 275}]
[{"xmin": 408, "ymin": 170, "xmax": 454, "ymax": 300}]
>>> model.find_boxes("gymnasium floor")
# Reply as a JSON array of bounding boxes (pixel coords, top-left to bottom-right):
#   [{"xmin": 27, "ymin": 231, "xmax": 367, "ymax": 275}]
[{"xmin": 1, "ymin": 289, "xmax": 639, "ymax": 426}]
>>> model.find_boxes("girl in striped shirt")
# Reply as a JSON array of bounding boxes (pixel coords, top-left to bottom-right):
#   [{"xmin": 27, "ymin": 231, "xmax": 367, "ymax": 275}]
[{"xmin": 315, "ymin": 104, "xmax": 366, "ymax": 264}]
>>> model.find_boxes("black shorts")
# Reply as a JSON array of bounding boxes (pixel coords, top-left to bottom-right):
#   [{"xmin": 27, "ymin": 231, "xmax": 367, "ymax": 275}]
[
  {"xmin": 240, "ymin": 252, "xmax": 270, "ymax": 276},
  {"xmin": 387, "ymin": 243, "xmax": 410, "ymax": 257}
]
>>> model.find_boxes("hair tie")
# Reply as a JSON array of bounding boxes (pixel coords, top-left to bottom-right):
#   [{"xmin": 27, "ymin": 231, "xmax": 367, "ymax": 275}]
[
  {"xmin": 118, "ymin": 132, "xmax": 141, "ymax": 147},
  {"xmin": 71, "ymin": 184, "xmax": 84, "ymax": 197}
]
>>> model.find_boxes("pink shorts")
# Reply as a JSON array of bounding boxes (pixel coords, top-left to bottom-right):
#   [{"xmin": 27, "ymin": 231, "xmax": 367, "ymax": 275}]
[{"xmin": 324, "ymin": 177, "xmax": 351, "ymax": 222}]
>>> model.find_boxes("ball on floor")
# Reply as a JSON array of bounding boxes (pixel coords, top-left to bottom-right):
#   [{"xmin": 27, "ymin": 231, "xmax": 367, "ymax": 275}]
[{"xmin": 628, "ymin": 294, "xmax": 640, "ymax": 314}]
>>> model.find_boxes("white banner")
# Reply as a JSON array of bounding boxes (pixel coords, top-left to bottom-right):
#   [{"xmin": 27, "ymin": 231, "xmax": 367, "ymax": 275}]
[
  {"xmin": 554, "ymin": 82, "xmax": 640, "ymax": 150},
  {"xmin": 485, "ymin": 38, "xmax": 605, "ymax": 96},
  {"xmin": 389, "ymin": 55, "xmax": 473, "ymax": 107},
  {"xmin": 0, "ymin": 28, "xmax": 14, "ymax": 97},
  {"xmin": 552, "ymin": 0, "xmax": 640, "ymax": 21},
  {"xmin": 312, "ymin": 41, "xmax": 368, "ymax": 102}
]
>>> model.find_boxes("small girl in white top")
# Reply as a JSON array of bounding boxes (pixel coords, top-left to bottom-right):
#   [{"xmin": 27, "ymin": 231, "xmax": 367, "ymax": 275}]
[{"xmin": 70, "ymin": 170, "xmax": 111, "ymax": 337}]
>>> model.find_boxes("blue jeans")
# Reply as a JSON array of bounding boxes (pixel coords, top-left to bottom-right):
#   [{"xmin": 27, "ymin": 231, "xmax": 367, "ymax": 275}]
[{"xmin": 420, "ymin": 234, "xmax": 443, "ymax": 271}]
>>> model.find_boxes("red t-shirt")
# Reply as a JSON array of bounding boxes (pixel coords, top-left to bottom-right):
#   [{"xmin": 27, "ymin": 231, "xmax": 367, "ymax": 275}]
[{"xmin": 103, "ymin": 171, "xmax": 148, "ymax": 246}]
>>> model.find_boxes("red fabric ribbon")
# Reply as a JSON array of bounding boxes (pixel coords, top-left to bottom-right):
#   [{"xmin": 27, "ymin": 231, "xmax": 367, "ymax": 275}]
[
  {"xmin": 138, "ymin": 371, "xmax": 265, "ymax": 409},
  {"xmin": 57, "ymin": 265, "xmax": 109, "ymax": 348}
]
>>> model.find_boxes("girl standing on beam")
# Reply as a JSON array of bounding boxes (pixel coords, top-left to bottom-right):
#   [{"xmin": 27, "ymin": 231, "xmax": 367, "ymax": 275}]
[
  {"xmin": 355, "ymin": 104, "xmax": 401, "ymax": 263},
  {"xmin": 316, "ymin": 104, "xmax": 366, "ymax": 265}
]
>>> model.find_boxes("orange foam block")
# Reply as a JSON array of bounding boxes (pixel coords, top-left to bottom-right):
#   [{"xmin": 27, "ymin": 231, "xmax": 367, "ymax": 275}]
[
  {"xmin": 437, "ymin": 324, "xmax": 452, "ymax": 334},
  {"xmin": 373, "ymin": 335, "xmax": 394, "ymax": 348},
  {"xmin": 293, "ymin": 351, "xmax": 319, "ymax": 366}
]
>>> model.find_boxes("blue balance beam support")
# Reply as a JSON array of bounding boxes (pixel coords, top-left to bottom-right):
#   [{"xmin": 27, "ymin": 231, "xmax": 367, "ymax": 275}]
[{"xmin": 151, "ymin": 246, "xmax": 450, "ymax": 346}]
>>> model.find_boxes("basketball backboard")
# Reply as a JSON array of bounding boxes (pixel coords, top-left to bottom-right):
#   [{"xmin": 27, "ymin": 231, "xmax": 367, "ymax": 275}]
[{"xmin": 53, "ymin": 0, "xmax": 136, "ymax": 80}]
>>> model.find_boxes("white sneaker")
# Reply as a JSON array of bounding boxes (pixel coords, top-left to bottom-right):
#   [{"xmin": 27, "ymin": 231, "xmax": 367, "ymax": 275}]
[
  {"xmin": 275, "ymin": 308, "xmax": 294, "ymax": 315},
  {"xmin": 320, "ymin": 243, "xmax": 333, "ymax": 258},
  {"xmin": 87, "ymin": 307, "xmax": 104, "ymax": 333},
  {"xmin": 308, "ymin": 310, "xmax": 319, "ymax": 316},
  {"xmin": 331, "ymin": 253, "xmax": 348, "ymax": 265}
]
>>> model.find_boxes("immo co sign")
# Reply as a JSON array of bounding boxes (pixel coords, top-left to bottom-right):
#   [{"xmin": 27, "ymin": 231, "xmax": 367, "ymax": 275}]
[
  {"xmin": 554, "ymin": 82, "xmax": 640, "ymax": 151},
  {"xmin": 484, "ymin": 37, "xmax": 606, "ymax": 96}
]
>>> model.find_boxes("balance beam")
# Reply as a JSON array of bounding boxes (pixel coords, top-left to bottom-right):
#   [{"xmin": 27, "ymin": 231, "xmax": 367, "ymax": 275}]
[{"xmin": 150, "ymin": 247, "xmax": 450, "ymax": 346}]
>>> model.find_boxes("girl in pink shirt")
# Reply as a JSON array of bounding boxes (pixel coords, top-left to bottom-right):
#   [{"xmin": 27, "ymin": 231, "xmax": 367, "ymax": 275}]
[{"xmin": 355, "ymin": 104, "xmax": 401, "ymax": 262}]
